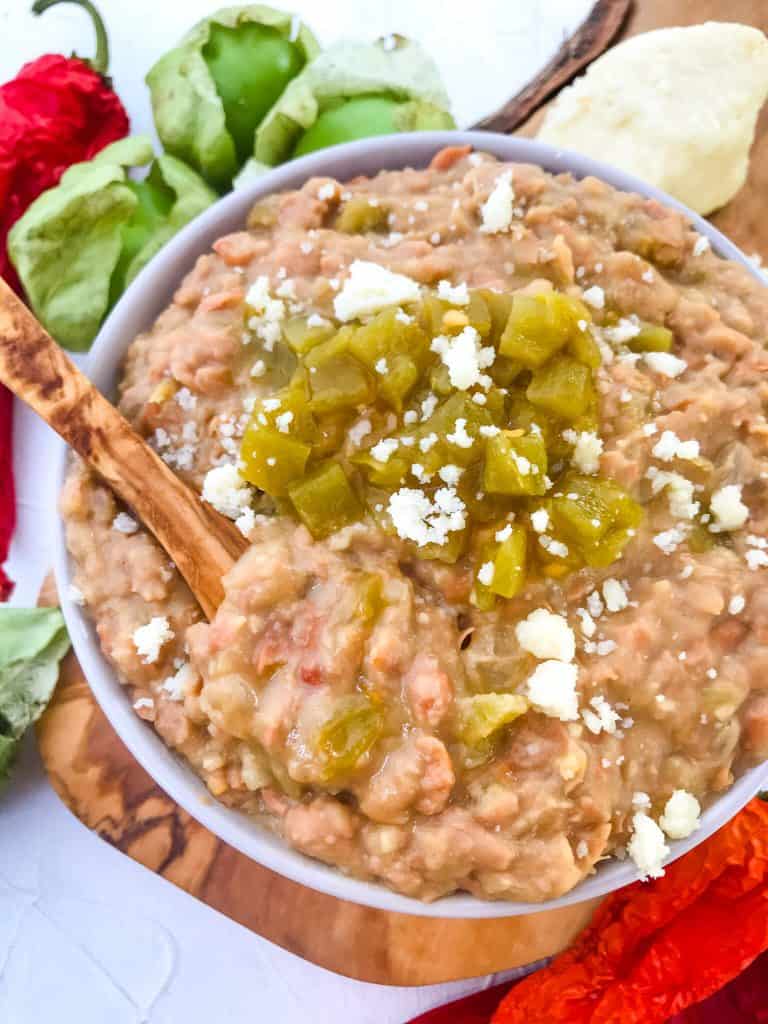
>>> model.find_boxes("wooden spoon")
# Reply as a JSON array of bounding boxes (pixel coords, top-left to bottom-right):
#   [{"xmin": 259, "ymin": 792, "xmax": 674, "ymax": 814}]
[{"xmin": 0, "ymin": 278, "xmax": 245, "ymax": 619}]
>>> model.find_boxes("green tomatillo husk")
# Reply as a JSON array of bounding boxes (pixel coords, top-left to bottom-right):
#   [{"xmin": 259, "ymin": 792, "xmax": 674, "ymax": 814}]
[
  {"xmin": 8, "ymin": 136, "xmax": 217, "ymax": 350},
  {"xmin": 146, "ymin": 5, "xmax": 320, "ymax": 191}
]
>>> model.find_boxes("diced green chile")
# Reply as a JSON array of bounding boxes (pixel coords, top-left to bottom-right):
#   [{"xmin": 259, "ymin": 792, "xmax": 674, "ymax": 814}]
[
  {"xmin": 254, "ymin": 36, "xmax": 454, "ymax": 167},
  {"xmin": 146, "ymin": 6, "xmax": 319, "ymax": 190},
  {"xmin": 8, "ymin": 137, "xmax": 215, "ymax": 350},
  {"xmin": 316, "ymin": 695, "xmax": 385, "ymax": 781}
]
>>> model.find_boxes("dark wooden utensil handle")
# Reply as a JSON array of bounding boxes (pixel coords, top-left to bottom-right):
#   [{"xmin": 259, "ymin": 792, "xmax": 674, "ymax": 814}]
[{"xmin": 0, "ymin": 278, "xmax": 244, "ymax": 619}]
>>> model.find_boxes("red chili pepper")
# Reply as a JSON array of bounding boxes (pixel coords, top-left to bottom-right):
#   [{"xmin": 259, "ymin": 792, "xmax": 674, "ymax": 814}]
[
  {"xmin": 0, "ymin": 0, "xmax": 129, "ymax": 294},
  {"xmin": 0, "ymin": 385, "xmax": 14, "ymax": 601},
  {"xmin": 0, "ymin": 0, "xmax": 128, "ymax": 595},
  {"xmin": 408, "ymin": 797, "xmax": 768, "ymax": 1024}
]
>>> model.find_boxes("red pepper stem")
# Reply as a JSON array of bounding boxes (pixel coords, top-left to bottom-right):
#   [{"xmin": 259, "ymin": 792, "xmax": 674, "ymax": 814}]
[{"xmin": 31, "ymin": 0, "xmax": 110, "ymax": 75}]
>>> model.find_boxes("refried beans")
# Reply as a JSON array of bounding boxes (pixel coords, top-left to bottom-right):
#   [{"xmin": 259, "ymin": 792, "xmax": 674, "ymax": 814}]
[{"xmin": 62, "ymin": 149, "xmax": 768, "ymax": 902}]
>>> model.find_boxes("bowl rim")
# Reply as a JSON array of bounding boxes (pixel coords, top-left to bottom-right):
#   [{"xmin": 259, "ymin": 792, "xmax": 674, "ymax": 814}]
[{"xmin": 52, "ymin": 130, "xmax": 768, "ymax": 919}]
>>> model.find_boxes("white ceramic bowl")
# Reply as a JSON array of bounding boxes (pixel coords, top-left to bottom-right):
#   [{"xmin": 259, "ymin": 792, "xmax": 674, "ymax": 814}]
[{"xmin": 53, "ymin": 131, "xmax": 768, "ymax": 918}]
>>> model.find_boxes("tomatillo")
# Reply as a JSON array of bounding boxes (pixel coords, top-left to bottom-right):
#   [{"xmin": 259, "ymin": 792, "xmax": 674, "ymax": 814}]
[
  {"xmin": 203, "ymin": 22, "xmax": 305, "ymax": 166},
  {"xmin": 255, "ymin": 37, "xmax": 456, "ymax": 168},
  {"xmin": 294, "ymin": 94, "xmax": 432, "ymax": 156},
  {"xmin": 147, "ymin": 7, "xmax": 320, "ymax": 190},
  {"xmin": 9, "ymin": 136, "xmax": 216, "ymax": 350}
]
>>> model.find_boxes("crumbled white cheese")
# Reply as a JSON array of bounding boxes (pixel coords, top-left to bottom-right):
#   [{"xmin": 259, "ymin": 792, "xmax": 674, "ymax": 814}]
[
  {"xmin": 250, "ymin": 359, "xmax": 266, "ymax": 378},
  {"xmin": 539, "ymin": 535, "xmax": 569, "ymax": 559},
  {"xmin": 477, "ymin": 562, "xmax": 495, "ymax": 586},
  {"xmin": 581, "ymin": 694, "xmax": 620, "ymax": 735},
  {"xmin": 479, "ymin": 170, "xmax": 514, "ymax": 233},
  {"xmin": 132, "ymin": 616, "xmax": 174, "ymax": 665},
  {"xmin": 495, "ymin": 523, "xmax": 514, "ymax": 542},
  {"xmin": 628, "ymin": 811, "xmax": 669, "ymax": 880},
  {"xmin": 479, "ymin": 425, "xmax": 500, "ymax": 438},
  {"xmin": 446, "ymin": 418, "xmax": 474, "ymax": 449},
  {"xmin": 201, "ymin": 464, "xmax": 254, "ymax": 520},
  {"xmin": 515, "ymin": 608, "xmax": 576, "ymax": 662},
  {"xmin": 420, "ymin": 394, "xmax": 438, "ymax": 421},
  {"xmin": 729, "ymin": 593, "xmax": 746, "ymax": 615},
  {"xmin": 602, "ymin": 578, "xmax": 628, "ymax": 613},
  {"xmin": 747, "ymin": 548, "xmax": 768, "ymax": 570},
  {"xmin": 334, "ymin": 260, "xmax": 420, "ymax": 321},
  {"xmin": 436, "ymin": 280, "xmax": 470, "ymax": 305},
  {"xmin": 643, "ymin": 423, "xmax": 658, "ymax": 437},
  {"xmin": 530, "ymin": 508, "xmax": 550, "ymax": 534},
  {"xmin": 275, "ymin": 411, "xmax": 294, "ymax": 434},
  {"xmin": 567, "ymin": 430, "xmax": 604, "ymax": 475},
  {"xmin": 652, "ymin": 430, "xmax": 701, "ymax": 462},
  {"xmin": 710, "ymin": 484, "xmax": 749, "ymax": 531},
  {"xmin": 411, "ymin": 463, "xmax": 431, "ymax": 484},
  {"xmin": 653, "ymin": 526, "xmax": 688, "ymax": 555},
  {"xmin": 692, "ymin": 235, "xmax": 711, "ymax": 256},
  {"xmin": 632, "ymin": 791, "xmax": 652, "ymax": 809},
  {"xmin": 348, "ymin": 419, "xmax": 372, "ymax": 447},
  {"xmin": 659, "ymin": 789, "xmax": 701, "ymax": 839},
  {"xmin": 161, "ymin": 662, "xmax": 195, "ymax": 702},
  {"xmin": 644, "ymin": 351, "xmax": 687, "ymax": 377},
  {"xmin": 438, "ymin": 464, "xmax": 463, "ymax": 486},
  {"xmin": 275, "ymin": 278, "xmax": 296, "ymax": 299},
  {"xmin": 576, "ymin": 608, "xmax": 596, "ymax": 638},
  {"xmin": 306, "ymin": 313, "xmax": 330, "ymax": 328},
  {"xmin": 245, "ymin": 276, "xmax": 286, "ymax": 350},
  {"xmin": 431, "ymin": 326, "xmax": 495, "ymax": 391},
  {"xmin": 370, "ymin": 438, "xmax": 399, "ymax": 464},
  {"xmin": 235, "ymin": 507, "xmax": 256, "ymax": 537},
  {"xmin": 419, "ymin": 432, "xmax": 438, "ymax": 453},
  {"xmin": 582, "ymin": 285, "xmax": 605, "ymax": 309},
  {"xmin": 388, "ymin": 487, "xmax": 466, "ymax": 547},
  {"xmin": 647, "ymin": 467, "xmax": 700, "ymax": 520},
  {"xmin": 603, "ymin": 316, "xmax": 641, "ymax": 345},
  {"xmin": 113, "ymin": 512, "xmax": 138, "ymax": 535},
  {"xmin": 175, "ymin": 387, "xmax": 197, "ymax": 411},
  {"xmin": 525, "ymin": 661, "xmax": 579, "ymax": 721}
]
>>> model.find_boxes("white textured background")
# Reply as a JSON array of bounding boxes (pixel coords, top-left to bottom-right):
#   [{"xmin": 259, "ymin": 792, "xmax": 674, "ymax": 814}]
[{"xmin": 1, "ymin": 2, "xmax": 591, "ymax": 1021}]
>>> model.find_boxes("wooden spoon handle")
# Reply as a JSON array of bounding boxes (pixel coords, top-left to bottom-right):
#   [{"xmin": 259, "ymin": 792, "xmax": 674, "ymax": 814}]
[{"xmin": 0, "ymin": 279, "xmax": 244, "ymax": 619}]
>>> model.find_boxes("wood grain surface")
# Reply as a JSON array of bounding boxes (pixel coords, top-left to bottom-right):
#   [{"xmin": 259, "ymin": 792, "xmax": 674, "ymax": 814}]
[
  {"xmin": 0, "ymin": 278, "xmax": 244, "ymax": 619},
  {"xmin": 35, "ymin": 0, "xmax": 768, "ymax": 987}
]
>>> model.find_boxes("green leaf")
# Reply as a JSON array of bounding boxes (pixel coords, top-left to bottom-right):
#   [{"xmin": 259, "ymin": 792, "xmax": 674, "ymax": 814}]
[
  {"xmin": 146, "ymin": 5, "xmax": 320, "ymax": 190},
  {"xmin": 255, "ymin": 36, "xmax": 455, "ymax": 166},
  {"xmin": 0, "ymin": 607, "xmax": 70, "ymax": 788}
]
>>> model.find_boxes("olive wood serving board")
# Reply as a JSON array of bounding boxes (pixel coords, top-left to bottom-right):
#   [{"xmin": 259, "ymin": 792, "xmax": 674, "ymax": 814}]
[{"xmin": 34, "ymin": 0, "xmax": 768, "ymax": 987}]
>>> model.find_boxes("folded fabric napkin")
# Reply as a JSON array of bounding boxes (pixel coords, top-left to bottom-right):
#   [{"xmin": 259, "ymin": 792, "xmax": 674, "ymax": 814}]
[{"xmin": 409, "ymin": 797, "xmax": 768, "ymax": 1024}]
